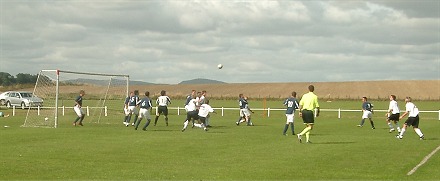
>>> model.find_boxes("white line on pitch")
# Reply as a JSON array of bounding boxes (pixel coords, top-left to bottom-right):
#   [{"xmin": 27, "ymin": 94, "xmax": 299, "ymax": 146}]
[{"xmin": 407, "ymin": 145, "xmax": 440, "ymax": 176}]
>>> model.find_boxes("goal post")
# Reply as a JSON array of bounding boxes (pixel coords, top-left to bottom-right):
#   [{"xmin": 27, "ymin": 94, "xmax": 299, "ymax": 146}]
[{"xmin": 23, "ymin": 70, "xmax": 129, "ymax": 128}]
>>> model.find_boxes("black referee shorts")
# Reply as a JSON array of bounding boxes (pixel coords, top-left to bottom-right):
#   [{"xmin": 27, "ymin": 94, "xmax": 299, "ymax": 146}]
[{"xmin": 301, "ymin": 110, "xmax": 315, "ymax": 124}]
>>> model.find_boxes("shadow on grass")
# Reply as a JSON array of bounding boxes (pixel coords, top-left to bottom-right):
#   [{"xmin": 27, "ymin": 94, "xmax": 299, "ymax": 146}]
[
  {"xmin": 209, "ymin": 125, "xmax": 228, "ymax": 129},
  {"xmin": 151, "ymin": 129, "xmax": 181, "ymax": 132},
  {"xmin": 425, "ymin": 137, "xmax": 439, "ymax": 141},
  {"xmin": 313, "ymin": 141, "xmax": 356, "ymax": 144}
]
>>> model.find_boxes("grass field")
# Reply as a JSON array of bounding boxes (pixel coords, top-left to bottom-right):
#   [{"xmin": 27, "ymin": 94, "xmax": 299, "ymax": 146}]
[{"xmin": 0, "ymin": 100, "xmax": 439, "ymax": 180}]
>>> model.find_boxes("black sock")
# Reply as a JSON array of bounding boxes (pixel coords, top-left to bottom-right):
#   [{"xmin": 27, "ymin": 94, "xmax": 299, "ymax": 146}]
[
  {"xmin": 143, "ymin": 120, "xmax": 151, "ymax": 130},
  {"xmin": 135, "ymin": 118, "xmax": 142, "ymax": 129},
  {"xmin": 360, "ymin": 119, "xmax": 365, "ymax": 125},
  {"xmin": 133, "ymin": 115, "xmax": 139, "ymax": 125},
  {"xmin": 283, "ymin": 124, "xmax": 289, "ymax": 134},
  {"xmin": 154, "ymin": 116, "xmax": 159, "ymax": 125},
  {"xmin": 370, "ymin": 119, "xmax": 375, "ymax": 128},
  {"xmin": 290, "ymin": 123, "xmax": 295, "ymax": 134}
]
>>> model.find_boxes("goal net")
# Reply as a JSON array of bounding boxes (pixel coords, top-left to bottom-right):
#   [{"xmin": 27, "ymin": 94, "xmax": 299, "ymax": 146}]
[{"xmin": 23, "ymin": 70, "xmax": 129, "ymax": 128}]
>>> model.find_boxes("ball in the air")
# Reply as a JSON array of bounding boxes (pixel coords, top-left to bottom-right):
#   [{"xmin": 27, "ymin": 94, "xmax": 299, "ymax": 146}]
[
  {"xmin": 217, "ymin": 64, "xmax": 223, "ymax": 69},
  {"xmin": 44, "ymin": 117, "xmax": 49, "ymax": 121}
]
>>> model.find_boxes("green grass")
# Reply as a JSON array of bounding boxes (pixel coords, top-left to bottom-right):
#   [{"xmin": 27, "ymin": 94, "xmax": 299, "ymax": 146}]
[{"xmin": 0, "ymin": 100, "xmax": 439, "ymax": 180}]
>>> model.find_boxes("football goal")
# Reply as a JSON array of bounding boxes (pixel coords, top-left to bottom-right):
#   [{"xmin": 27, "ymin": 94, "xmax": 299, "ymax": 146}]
[{"xmin": 23, "ymin": 70, "xmax": 129, "ymax": 128}]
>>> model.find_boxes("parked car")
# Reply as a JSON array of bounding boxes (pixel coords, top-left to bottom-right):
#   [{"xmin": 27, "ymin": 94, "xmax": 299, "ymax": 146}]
[
  {"xmin": 0, "ymin": 91, "xmax": 9, "ymax": 106},
  {"xmin": 4, "ymin": 91, "xmax": 44, "ymax": 109}
]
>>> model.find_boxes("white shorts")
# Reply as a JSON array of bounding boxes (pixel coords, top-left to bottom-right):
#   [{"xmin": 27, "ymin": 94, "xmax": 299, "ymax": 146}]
[
  {"xmin": 362, "ymin": 110, "xmax": 372, "ymax": 119},
  {"xmin": 127, "ymin": 106, "xmax": 138, "ymax": 115},
  {"xmin": 285, "ymin": 114, "xmax": 294, "ymax": 123},
  {"xmin": 138, "ymin": 108, "xmax": 151, "ymax": 120},
  {"xmin": 240, "ymin": 109, "xmax": 251, "ymax": 117},
  {"xmin": 124, "ymin": 107, "xmax": 130, "ymax": 115},
  {"xmin": 74, "ymin": 105, "xmax": 84, "ymax": 117}
]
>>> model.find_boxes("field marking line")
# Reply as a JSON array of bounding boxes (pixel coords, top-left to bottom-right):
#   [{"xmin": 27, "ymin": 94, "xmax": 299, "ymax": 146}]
[{"xmin": 407, "ymin": 145, "xmax": 440, "ymax": 176}]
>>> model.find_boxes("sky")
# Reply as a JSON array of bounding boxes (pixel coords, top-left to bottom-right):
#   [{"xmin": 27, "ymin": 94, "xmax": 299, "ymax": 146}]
[{"xmin": 0, "ymin": 0, "xmax": 439, "ymax": 84}]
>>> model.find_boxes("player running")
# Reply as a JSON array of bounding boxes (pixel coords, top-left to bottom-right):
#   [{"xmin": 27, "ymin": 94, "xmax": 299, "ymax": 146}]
[
  {"xmin": 357, "ymin": 97, "xmax": 376, "ymax": 129},
  {"xmin": 181, "ymin": 94, "xmax": 198, "ymax": 132},
  {"xmin": 73, "ymin": 90, "xmax": 86, "ymax": 126},
  {"xmin": 236, "ymin": 95, "xmax": 254, "ymax": 126},
  {"xmin": 124, "ymin": 90, "xmax": 140, "ymax": 127},
  {"xmin": 135, "ymin": 91, "xmax": 153, "ymax": 131},
  {"xmin": 154, "ymin": 90, "xmax": 171, "ymax": 126},
  {"xmin": 283, "ymin": 91, "xmax": 299, "ymax": 136},
  {"xmin": 395, "ymin": 97, "xmax": 425, "ymax": 140},
  {"xmin": 386, "ymin": 95, "xmax": 401, "ymax": 133},
  {"xmin": 197, "ymin": 99, "xmax": 216, "ymax": 131}
]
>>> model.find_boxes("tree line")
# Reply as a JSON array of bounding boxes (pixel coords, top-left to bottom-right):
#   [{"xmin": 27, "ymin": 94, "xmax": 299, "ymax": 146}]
[{"xmin": 0, "ymin": 72, "xmax": 38, "ymax": 86}]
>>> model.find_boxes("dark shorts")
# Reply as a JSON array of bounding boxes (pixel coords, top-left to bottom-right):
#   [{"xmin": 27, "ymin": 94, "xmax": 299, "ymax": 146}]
[
  {"xmin": 186, "ymin": 110, "xmax": 199, "ymax": 121},
  {"xmin": 199, "ymin": 116, "xmax": 207, "ymax": 124},
  {"xmin": 388, "ymin": 113, "xmax": 400, "ymax": 121},
  {"xmin": 301, "ymin": 110, "xmax": 315, "ymax": 124},
  {"xmin": 157, "ymin": 106, "xmax": 168, "ymax": 116},
  {"xmin": 405, "ymin": 116, "xmax": 420, "ymax": 128}
]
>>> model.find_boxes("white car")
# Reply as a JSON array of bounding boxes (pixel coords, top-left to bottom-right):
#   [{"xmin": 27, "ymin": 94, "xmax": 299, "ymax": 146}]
[
  {"xmin": 4, "ymin": 91, "xmax": 44, "ymax": 109},
  {"xmin": 0, "ymin": 91, "xmax": 9, "ymax": 106}
]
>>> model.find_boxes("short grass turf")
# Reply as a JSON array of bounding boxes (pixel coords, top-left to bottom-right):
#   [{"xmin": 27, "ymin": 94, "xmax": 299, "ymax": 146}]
[{"xmin": 0, "ymin": 100, "xmax": 439, "ymax": 180}]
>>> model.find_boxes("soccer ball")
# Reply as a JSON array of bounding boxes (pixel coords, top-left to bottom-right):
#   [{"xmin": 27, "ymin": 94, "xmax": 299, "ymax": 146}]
[
  {"xmin": 217, "ymin": 64, "xmax": 223, "ymax": 69},
  {"xmin": 44, "ymin": 117, "xmax": 49, "ymax": 121}
]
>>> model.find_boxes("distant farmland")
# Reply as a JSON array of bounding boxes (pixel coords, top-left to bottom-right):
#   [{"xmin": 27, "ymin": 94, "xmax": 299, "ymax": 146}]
[{"xmin": 13, "ymin": 80, "xmax": 437, "ymax": 101}]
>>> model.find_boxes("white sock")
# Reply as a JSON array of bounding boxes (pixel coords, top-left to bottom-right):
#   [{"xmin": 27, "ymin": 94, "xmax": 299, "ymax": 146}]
[
  {"xmin": 388, "ymin": 123, "xmax": 393, "ymax": 129},
  {"xmin": 399, "ymin": 127, "xmax": 406, "ymax": 137},
  {"xmin": 414, "ymin": 128, "xmax": 423, "ymax": 137},
  {"xmin": 194, "ymin": 123, "xmax": 202, "ymax": 128},
  {"xmin": 205, "ymin": 118, "xmax": 210, "ymax": 126},
  {"xmin": 183, "ymin": 120, "xmax": 188, "ymax": 129}
]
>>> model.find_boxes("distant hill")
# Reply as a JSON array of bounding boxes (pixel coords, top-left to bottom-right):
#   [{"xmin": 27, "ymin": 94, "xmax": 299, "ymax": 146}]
[
  {"xmin": 62, "ymin": 78, "xmax": 155, "ymax": 86},
  {"xmin": 178, "ymin": 78, "xmax": 226, "ymax": 84},
  {"xmin": 61, "ymin": 78, "xmax": 226, "ymax": 86}
]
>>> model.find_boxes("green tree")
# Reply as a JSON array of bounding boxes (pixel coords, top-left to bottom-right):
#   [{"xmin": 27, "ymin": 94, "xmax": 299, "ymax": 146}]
[
  {"xmin": 0, "ymin": 72, "xmax": 15, "ymax": 86},
  {"xmin": 16, "ymin": 73, "xmax": 37, "ymax": 84}
]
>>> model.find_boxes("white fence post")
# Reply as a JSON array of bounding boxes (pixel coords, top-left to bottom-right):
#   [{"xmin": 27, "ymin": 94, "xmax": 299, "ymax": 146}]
[
  {"xmin": 62, "ymin": 106, "xmax": 65, "ymax": 116},
  {"xmin": 12, "ymin": 106, "xmax": 15, "ymax": 116},
  {"xmin": 338, "ymin": 108, "xmax": 341, "ymax": 119},
  {"xmin": 177, "ymin": 106, "xmax": 180, "ymax": 115},
  {"xmin": 221, "ymin": 107, "xmax": 224, "ymax": 117},
  {"xmin": 86, "ymin": 106, "xmax": 89, "ymax": 116},
  {"xmin": 105, "ymin": 106, "xmax": 107, "ymax": 116},
  {"xmin": 37, "ymin": 106, "xmax": 40, "ymax": 116},
  {"xmin": 438, "ymin": 110, "xmax": 440, "ymax": 121},
  {"xmin": 267, "ymin": 108, "xmax": 270, "ymax": 117}
]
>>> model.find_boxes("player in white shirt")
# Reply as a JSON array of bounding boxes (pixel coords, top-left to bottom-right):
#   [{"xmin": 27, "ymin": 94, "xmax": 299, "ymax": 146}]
[
  {"xmin": 154, "ymin": 90, "xmax": 171, "ymax": 126},
  {"xmin": 385, "ymin": 95, "xmax": 401, "ymax": 133},
  {"xmin": 181, "ymin": 95, "xmax": 198, "ymax": 132},
  {"xmin": 184, "ymin": 90, "xmax": 196, "ymax": 112},
  {"xmin": 396, "ymin": 97, "xmax": 424, "ymax": 140},
  {"xmin": 195, "ymin": 99, "xmax": 215, "ymax": 131},
  {"xmin": 199, "ymin": 90, "xmax": 212, "ymax": 127},
  {"xmin": 192, "ymin": 91, "xmax": 203, "ymax": 128}
]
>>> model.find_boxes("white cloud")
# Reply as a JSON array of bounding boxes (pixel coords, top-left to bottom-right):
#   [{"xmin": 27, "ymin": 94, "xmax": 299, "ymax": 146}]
[{"xmin": 0, "ymin": 1, "xmax": 438, "ymax": 84}]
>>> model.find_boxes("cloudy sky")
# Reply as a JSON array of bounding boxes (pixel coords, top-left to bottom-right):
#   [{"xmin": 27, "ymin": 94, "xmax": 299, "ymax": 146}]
[{"xmin": 1, "ymin": 0, "xmax": 439, "ymax": 84}]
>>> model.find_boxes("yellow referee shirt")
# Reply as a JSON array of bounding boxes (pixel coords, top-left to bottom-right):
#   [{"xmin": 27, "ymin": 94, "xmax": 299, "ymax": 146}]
[{"xmin": 299, "ymin": 92, "xmax": 319, "ymax": 111}]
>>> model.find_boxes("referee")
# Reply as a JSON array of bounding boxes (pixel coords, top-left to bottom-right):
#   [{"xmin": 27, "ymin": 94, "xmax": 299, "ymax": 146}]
[{"xmin": 297, "ymin": 85, "xmax": 320, "ymax": 143}]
